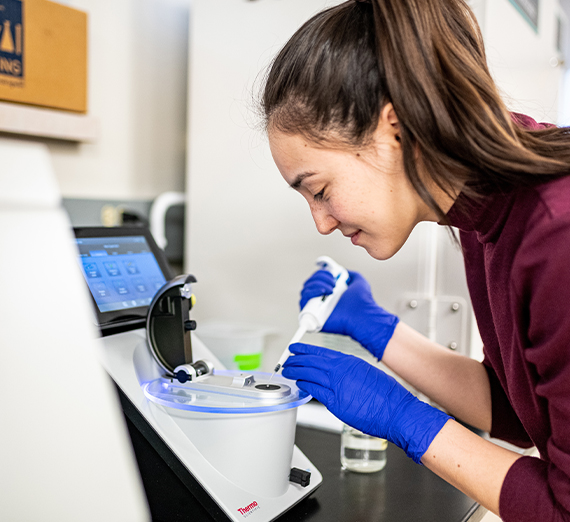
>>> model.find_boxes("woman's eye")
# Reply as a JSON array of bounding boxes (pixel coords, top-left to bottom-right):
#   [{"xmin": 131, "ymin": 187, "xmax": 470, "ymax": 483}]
[{"xmin": 313, "ymin": 189, "xmax": 325, "ymax": 201}]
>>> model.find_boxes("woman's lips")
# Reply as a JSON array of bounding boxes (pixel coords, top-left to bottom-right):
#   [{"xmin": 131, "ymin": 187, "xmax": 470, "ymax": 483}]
[{"xmin": 350, "ymin": 231, "xmax": 361, "ymax": 245}]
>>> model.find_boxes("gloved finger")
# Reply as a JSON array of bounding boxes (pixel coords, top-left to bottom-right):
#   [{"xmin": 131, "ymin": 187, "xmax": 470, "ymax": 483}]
[
  {"xmin": 301, "ymin": 280, "xmax": 333, "ymax": 294},
  {"xmin": 287, "ymin": 342, "xmax": 342, "ymax": 359},
  {"xmin": 301, "ymin": 272, "xmax": 335, "ymax": 296},
  {"xmin": 347, "ymin": 270, "xmax": 361, "ymax": 281},
  {"xmin": 300, "ymin": 271, "xmax": 335, "ymax": 308},
  {"xmin": 282, "ymin": 364, "xmax": 331, "ymax": 388},
  {"xmin": 283, "ymin": 353, "xmax": 328, "ymax": 367},
  {"xmin": 303, "ymin": 270, "xmax": 336, "ymax": 287},
  {"xmin": 346, "ymin": 271, "xmax": 369, "ymax": 290},
  {"xmin": 300, "ymin": 287, "xmax": 332, "ymax": 308},
  {"xmin": 295, "ymin": 380, "xmax": 334, "ymax": 408},
  {"xmin": 283, "ymin": 354, "xmax": 336, "ymax": 375}
]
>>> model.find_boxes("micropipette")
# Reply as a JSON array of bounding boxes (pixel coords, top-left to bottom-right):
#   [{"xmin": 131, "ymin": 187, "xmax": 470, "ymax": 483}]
[{"xmin": 268, "ymin": 256, "xmax": 350, "ymax": 382}]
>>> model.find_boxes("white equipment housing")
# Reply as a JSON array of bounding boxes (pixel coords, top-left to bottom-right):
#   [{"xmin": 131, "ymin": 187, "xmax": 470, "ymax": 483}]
[{"xmin": 99, "ymin": 329, "xmax": 322, "ymax": 521}]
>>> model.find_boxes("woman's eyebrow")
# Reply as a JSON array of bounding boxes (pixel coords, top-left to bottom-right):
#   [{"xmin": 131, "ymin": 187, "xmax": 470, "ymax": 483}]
[{"xmin": 291, "ymin": 171, "xmax": 317, "ymax": 189}]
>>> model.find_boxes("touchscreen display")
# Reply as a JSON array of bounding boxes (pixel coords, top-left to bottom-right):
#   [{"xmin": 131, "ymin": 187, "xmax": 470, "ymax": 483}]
[{"xmin": 76, "ymin": 236, "xmax": 167, "ymax": 313}]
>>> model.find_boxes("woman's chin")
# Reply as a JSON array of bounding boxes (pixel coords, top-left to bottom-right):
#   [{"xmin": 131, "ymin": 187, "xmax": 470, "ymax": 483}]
[{"xmin": 362, "ymin": 239, "xmax": 405, "ymax": 261}]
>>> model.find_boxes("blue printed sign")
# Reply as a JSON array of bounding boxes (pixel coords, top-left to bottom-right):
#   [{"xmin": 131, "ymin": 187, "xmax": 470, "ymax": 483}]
[{"xmin": 0, "ymin": 0, "xmax": 23, "ymax": 78}]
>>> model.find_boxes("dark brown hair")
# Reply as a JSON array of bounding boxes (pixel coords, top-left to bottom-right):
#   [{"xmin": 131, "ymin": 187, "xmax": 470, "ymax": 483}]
[{"xmin": 262, "ymin": 0, "xmax": 570, "ymax": 222}]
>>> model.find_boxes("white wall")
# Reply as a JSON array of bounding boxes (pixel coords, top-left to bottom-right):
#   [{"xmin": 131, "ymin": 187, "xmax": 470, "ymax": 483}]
[
  {"xmin": 482, "ymin": 0, "xmax": 563, "ymax": 123},
  {"xmin": 45, "ymin": 0, "xmax": 189, "ymax": 200},
  {"xmin": 558, "ymin": 0, "xmax": 570, "ymax": 125}
]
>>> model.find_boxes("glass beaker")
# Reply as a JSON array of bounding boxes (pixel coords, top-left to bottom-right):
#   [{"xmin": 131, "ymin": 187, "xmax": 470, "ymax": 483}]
[{"xmin": 340, "ymin": 424, "xmax": 387, "ymax": 473}]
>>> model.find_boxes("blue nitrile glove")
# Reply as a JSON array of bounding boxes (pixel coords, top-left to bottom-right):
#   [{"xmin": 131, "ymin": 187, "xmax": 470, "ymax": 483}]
[
  {"xmin": 300, "ymin": 270, "xmax": 399, "ymax": 360},
  {"xmin": 282, "ymin": 343, "xmax": 451, "ymax": 464}
]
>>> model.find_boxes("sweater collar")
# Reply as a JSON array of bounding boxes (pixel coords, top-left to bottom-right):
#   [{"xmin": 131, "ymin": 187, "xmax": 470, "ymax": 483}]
[
  {"xmin": 444, "ymin": 190, "xmax": 516, "ymax": 243},
  {"xmin": 441, "ymin": 112, "xmax": 542, "ymax": 242}
]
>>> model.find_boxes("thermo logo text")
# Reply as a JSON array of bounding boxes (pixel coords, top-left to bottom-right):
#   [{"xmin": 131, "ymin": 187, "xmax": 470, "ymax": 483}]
[
  {"xmin": 237, "ymin": 501, "xmax": 260, "ymax": 517},
  {"xmin": 0, "ymin": 0, "xmax": 23, "ymax": 78}
]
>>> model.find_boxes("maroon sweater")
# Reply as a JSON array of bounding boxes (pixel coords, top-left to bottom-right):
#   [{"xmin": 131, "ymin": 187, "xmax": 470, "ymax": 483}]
[{"xmin": 446, "ymin": 115, "xmax": 570, "ymax": 521}]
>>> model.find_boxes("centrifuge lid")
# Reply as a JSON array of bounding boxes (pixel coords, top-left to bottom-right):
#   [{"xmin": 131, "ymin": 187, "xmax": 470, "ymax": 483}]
[{"xmin": 143, "ymin": 370, "xmax": 311, "ymax": 414}]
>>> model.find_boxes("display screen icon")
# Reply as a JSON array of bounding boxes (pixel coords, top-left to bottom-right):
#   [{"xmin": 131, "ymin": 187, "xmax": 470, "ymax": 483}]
[
  {"xmin": 104, "ymin": 262, "xmax": 121, "ymax": 277},
  {"xmin": 83, "ymin": 263, "xmax": 101, "ymax": 278}
]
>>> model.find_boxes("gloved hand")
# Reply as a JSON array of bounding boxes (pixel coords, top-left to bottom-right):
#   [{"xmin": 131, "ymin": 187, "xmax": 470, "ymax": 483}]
[
  {"xmin": 282, "ymin": 343, "xmax": 451, "ymax": 464},
  {"xmin": 300, "ymin": 270, "xmax": 399, "ymax": 360}
]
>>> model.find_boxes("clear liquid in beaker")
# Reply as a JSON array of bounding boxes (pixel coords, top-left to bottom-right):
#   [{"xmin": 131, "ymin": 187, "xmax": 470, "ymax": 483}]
[{"xmin": 341, "ymin": 424, "xmax": 387, "ymax": 473}]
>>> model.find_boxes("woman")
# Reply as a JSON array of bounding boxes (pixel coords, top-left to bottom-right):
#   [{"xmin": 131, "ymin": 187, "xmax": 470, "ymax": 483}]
[{"xmin": 262, "ymin": 1, "xmax": 570, "ymax": 520}]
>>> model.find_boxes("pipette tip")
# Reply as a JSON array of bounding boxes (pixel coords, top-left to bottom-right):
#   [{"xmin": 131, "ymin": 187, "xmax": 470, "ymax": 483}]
[{"xmin": 267, "ymin": 364, "xmax": 281, "ymax": 383}]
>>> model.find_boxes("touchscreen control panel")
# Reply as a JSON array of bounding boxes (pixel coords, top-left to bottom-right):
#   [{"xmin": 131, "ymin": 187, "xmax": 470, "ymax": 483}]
[{"xmin": 76, "ymin": 235, "xmax": 167, "ymax": 313}]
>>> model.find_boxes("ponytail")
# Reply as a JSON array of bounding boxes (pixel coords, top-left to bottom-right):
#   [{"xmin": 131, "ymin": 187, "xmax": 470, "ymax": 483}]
[{"xmin": 263, "ymin": 0, "xmax": 570, "ymax": 221}]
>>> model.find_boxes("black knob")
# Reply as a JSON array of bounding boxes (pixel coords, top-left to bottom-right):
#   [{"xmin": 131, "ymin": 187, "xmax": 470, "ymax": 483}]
[
  {"xmin": 175, "ymin": 371, "xmax": 190, "ymax": 383},
  {"xmin": 289, "ymin": 468, "xmax": 311, "ymax": 487},
  {"xmin": 184, "ymin": 320, "xmax": 197, "ymax": 331}
]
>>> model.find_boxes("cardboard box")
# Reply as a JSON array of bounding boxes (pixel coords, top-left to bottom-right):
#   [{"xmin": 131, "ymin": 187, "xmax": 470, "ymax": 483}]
[{"xmin": 0, "ymin": 0, "xmax": 87, "ymax": 113}]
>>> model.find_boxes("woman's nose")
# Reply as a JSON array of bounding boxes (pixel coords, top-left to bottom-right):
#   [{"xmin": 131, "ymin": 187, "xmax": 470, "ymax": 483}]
[{"xmin": 310, "ymin": 203, "xmax": 339, "ymax": 235}]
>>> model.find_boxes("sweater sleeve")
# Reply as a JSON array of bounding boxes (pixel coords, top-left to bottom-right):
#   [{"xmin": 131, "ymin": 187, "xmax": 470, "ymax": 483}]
[
  {"xmin": 501, "ymin": 212, "xmax": 570, "ymax": 521},
  {"xmin": 482, "ymin": 361, "xmax": 533, "ymax": 448}
]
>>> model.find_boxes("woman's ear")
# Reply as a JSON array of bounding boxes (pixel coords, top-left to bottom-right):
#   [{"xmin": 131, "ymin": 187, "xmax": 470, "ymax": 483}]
[
  {"xmin": 382, "ymin": 103, "xmax": 399, "ymax": 125},
  {"xmin": 379, "ymin": 103, "xmax": 401, "ymax": 143}
]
